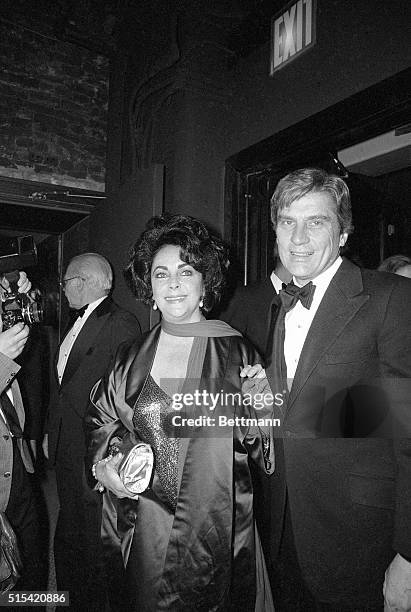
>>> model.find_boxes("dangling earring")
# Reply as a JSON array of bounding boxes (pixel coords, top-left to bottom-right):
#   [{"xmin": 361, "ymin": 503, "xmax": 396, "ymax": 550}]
[
  {"xmin": 152, "ymin": 300, "xmax": 158, "ymax": 311},
  {"xmin": 199, "ymin": 297, "xmax": 204, "ymax": 309}
]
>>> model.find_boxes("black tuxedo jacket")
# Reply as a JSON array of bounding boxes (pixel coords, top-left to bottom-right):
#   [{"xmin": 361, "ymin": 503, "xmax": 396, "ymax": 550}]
[
  {"xmin": 220, "ymin": 277, "xmax": 279, "ymax": 357},
  {"xmin": 266, "ymin": 259, "xmax": 411, "ymax": 607},
  {"xmin": 46, "ymin": 297, "xmax": 140, "ymax": 466}
]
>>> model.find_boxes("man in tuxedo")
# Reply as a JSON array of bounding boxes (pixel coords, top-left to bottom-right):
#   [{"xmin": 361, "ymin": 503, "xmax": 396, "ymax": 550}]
[
  {"xmin": 43, "ymin": 253, "xmax": 140, "ymax": 611},
  {"xmin": 0, "ymin": 272, "xmax": 47, "ymax": 595},
  {"xmin": 244, "ymin": 168, "xmax": 411, "ymax": 611},
  {"xmin": 220, "ymin": 255, "xmax": 291, "ymax": 356}
]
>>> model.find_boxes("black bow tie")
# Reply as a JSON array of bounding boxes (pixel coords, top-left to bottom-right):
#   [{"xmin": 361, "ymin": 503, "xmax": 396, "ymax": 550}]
[
  {"xmin": 279, "ymin": 281, "xmax": 315, "ymax": 312},
  {"xmin": 69, "ymin": 304, "xmax": 88, "ymax": 322}
]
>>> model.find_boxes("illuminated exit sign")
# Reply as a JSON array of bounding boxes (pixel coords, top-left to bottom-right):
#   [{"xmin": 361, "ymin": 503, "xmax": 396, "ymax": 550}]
[{"xmin": 270, "ymin": 0, "xmax": 317, "ymax": 75}]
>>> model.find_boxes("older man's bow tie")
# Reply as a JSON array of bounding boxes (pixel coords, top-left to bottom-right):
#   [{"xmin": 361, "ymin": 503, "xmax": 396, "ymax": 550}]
[
  {"xmin": 69, "ymin": 304, "xmax": 88, "ymax": 322},
  {"xmin": 279, "ymin": 281, "xmax": 315, "ymax": 312}
]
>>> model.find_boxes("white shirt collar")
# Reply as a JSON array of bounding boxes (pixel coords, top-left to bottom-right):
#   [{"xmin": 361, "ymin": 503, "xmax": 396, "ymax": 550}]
[
  {"xmin": 284, "ymin": 257, "xmax": 343, "ymax": 383},
  {"xmin": 293, "ymin": 256, "xmax": 343, "ymax": 309},
  {"xmin": 81, "ymin": 295, "xmax": 107, "ymax": 322},
  {"xmin": 293, "ymin": 256, "xmax": 342, "ymax": 290},
  {"xmin": 270, "ymin": 271, "xmax": 285, "ymax": 293}
]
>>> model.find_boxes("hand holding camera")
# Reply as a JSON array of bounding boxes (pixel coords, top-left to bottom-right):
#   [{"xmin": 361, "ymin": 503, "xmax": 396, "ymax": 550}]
[
  {"xmin": 0, "ymin": 235, "xmax": 44, "ymax": 331},
  {"xmin": 0, "ymin": 271, "xmax": 34, "ymax": 359},
  {"xmin": 0, "ymin": 322, "xmax": 29, "ymax": 360},
  {"xmin": 0, "ymin": 271, "xmax": 42, "ymax": 331},
  {"xmin": 0, "ymin": 271, "xmax": 31, "ymax": 298}
]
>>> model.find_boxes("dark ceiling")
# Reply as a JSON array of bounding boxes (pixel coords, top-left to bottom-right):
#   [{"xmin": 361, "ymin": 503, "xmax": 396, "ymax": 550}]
[
  {"xmin": 0, "ymin": 0, "xmax": 283, "ymax": 58},
  {"xmin": 1, "ymin": 0, "xmax": 122, "ymax": 56}
]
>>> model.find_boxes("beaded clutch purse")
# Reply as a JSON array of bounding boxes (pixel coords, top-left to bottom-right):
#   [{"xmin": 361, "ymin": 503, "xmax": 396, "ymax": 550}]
[{"xmin": 117, "ymin": 442, "xmax": 154, "ymax": 495}]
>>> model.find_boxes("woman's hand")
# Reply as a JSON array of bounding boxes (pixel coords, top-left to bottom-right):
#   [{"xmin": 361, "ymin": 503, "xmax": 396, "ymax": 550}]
[
  {"xmin": 240, "ymin": 364, "xmax": 270, "ymax": 395},
  {"xmin": 94, "ymin": 453, "xmax": 139, "ymax": 499}
]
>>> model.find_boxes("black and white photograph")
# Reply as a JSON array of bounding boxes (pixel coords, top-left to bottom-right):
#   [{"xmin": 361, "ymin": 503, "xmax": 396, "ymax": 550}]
[{"xmin": 0, "ymin": 1, "xmax": 410, "ymax": 610}]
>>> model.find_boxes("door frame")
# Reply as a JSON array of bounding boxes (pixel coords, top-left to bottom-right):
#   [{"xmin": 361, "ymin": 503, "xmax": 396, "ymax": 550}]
[{"xmin": 224, "ymin": 68, "xmax": 411, "ymax": 282}]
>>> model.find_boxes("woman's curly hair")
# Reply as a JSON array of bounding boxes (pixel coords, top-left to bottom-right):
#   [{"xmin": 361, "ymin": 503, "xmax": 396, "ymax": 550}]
[{"xmin": 124, "ymin": 214, "xmax": 229, "ymax": 312}]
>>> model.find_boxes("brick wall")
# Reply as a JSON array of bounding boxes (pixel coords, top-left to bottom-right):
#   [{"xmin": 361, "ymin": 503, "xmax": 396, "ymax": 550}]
[{"xmin": 0, "ymin": 22, "xmax": 108, "ymax": 191}]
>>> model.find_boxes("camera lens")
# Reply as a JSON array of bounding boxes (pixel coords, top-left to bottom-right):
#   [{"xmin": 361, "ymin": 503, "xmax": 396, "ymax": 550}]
[{"xmin": 23, "ymin": 300, "xmax": 43, "ymax": 324}]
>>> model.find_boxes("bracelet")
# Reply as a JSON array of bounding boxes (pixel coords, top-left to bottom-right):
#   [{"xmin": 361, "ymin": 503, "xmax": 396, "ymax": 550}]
[{"xmin": 91, "ymin": 456, "xmax": 111, "ymax": 493}]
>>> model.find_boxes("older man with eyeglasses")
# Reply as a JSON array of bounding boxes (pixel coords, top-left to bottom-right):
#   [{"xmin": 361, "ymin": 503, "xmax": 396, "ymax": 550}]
[{"xmin": 43, "ymin": 252, "xmax": 141, "ymax": 612}]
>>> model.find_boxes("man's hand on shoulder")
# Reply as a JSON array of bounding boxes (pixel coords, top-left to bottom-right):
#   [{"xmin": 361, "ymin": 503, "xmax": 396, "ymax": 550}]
[
  {"xmin": 0, "ymin": 322, "xmax": 29, "ymax": 360},
  {"xmin": 384, "ymin": 553, "xmax": 411, "ymax": 611}
]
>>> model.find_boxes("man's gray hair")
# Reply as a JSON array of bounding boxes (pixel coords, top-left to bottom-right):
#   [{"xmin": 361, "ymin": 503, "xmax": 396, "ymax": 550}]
[{"xmin": 70, "ymin": 253, "xmax": 113, "ymax": 294}]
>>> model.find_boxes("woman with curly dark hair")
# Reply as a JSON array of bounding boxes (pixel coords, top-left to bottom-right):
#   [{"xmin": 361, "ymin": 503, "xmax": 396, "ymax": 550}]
[{"xmin": 85, "ymin": 214, "xmax": 275, "ymax": 611}]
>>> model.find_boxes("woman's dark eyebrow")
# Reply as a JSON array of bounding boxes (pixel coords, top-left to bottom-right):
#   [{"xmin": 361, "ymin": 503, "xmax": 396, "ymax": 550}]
[
  {"xmin": 152, "ymin": 262, "xmax": 192, "ymax": 272},
  {"xmin": 152, "ymin": 265, "xmax": 168, "ymax": 272}
]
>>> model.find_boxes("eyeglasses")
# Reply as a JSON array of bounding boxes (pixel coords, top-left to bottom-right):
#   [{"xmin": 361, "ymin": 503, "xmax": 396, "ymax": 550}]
[{"xmin": 59, "ymin": 276, "xmax": 85, "ymax": 289}]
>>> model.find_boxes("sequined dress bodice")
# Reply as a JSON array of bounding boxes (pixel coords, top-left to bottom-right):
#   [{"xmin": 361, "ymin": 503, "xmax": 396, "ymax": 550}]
[{"xmin": 132, "ymin": 375, "xmax": 179, "ymax": 511}]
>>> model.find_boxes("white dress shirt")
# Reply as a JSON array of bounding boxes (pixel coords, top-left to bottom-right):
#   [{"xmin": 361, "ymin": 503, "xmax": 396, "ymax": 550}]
[
  {"xmin": 57, "ymin": 296, "xmax": 106, "ymax": 384},
  {"xmin": 5, "ymin": 386, "xmax": 14, "ymax": 405},
  {"xmin": 284, "ymin": 257, "xmax": 343, "ymax": 384},
  {"xmin": 270, "ymin": 271, "xmax": 285, "ymax": 294}
]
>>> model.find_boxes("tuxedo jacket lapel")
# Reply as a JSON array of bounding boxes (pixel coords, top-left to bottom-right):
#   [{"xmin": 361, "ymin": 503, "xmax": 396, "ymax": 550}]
[
  {"xmin": 265, "ymin": 296, "xmax": 281, "ymax": 368},
  {"xmin": 53, "ymin": 334, "xmax": 61, "ymax": 386},
  {"xmin": 53, "ymin": 313, "xmax": 83, "ymax": 386},
  {"xmin": 287, "ymin": 260, "xmax": 369, "ymax": 411},
  {"xmin": 58, "ymin": 298, "xmax": 112, "ymax": 388}
]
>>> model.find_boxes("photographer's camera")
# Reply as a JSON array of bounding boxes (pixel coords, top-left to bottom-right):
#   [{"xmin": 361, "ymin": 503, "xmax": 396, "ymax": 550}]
[
  {"xmin": 0, "ymin": 236, "xmax": 44, "ymax": 330},
  {"xmin": 2, "ymin": 290, "xmax": 43, "ymax": 330}
]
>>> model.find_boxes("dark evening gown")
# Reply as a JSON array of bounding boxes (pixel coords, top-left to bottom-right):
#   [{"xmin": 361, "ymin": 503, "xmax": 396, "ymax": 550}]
[
  {"xmin": 126, "ymin": 375, "xmax": 179, "ymax": 610},
  {"xmin": 123, "ymin": 373, "xmax": 274, "ymax": 611},
  {"xmin": 87, "ymin": 327, "xmax": 275, "ymax": 612}
]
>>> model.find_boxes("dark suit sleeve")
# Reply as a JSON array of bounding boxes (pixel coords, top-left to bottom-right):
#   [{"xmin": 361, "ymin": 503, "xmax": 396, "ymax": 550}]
[
  {"xmin": 378, "ymin": 278, "xmax": 411, "ymax": 558},
  {"xmin": 82, "ymin": 309, "xmax": 140, "ymax": 475},
  {"xmin": 224, "ymin": 337, "xmax": 275, "ymax": 476},
  {"xmin": 17, "ymin": 327, "xmax": 49, "ymax": 440}
]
